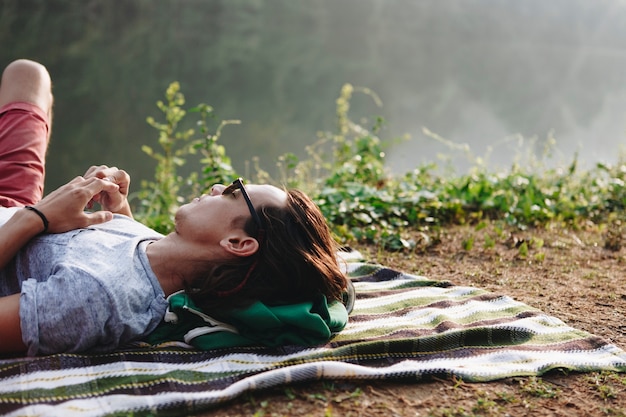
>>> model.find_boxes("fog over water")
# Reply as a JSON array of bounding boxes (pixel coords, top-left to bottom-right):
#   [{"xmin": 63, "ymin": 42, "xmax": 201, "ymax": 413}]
[
  {"xmin": 2, "ymin": 0, "xmax": 625, "ymax": 190},
  {"xmin": 378, "ymin": 2, "xmax": 626, "ymax": 173}
]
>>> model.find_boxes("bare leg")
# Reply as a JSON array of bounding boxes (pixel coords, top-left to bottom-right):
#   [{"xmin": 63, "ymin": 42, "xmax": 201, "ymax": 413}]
[
  {"xmin": 0, "ymin": 60, "xmax": 54, "ymax": 206},
  {"xmin": 0, "ymin": 61, "xmax": 54, "ymax": 352}
]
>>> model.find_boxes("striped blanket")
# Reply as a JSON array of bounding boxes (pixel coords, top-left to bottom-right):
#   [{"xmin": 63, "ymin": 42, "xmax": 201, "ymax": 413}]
[{"xmin": 1, "ymin": 258, "xmax": 625, "ymax": 417}]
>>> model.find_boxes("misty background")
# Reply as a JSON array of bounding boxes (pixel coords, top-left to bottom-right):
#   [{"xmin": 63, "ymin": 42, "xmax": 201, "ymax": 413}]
[{"xmin": 1, "ymin": 0, "xmax": 626, "ymax": 191}]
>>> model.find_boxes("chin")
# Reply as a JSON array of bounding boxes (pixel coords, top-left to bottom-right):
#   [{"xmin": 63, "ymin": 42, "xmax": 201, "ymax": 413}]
[{"xmin": 173, "ymin": 208, "xmax": 183, "ymax": 224}]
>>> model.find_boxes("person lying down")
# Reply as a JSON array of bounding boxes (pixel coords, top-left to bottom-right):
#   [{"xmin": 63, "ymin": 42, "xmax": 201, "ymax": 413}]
[{"xmin": 0, "ymin": 59, "xmax": 351, "ymax": 356}]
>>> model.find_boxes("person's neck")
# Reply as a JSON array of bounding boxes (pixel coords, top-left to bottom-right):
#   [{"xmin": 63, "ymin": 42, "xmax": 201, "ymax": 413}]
[
  {"xmin": 144, "ymin": 239, "xmax": 180, "ymax": 297},
  {"xmin": 145, "ymin": 235, "xmax": 206, "ymax": 297}
]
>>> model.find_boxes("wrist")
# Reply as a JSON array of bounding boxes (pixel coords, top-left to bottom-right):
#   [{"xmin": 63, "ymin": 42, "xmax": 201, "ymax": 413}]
[
  {"xmin": 15, "ymin": 207, "xmax": 49, "ymax": 236},
  {"xmin": 24, "ymin": 206, "xmax": 49, "ymax": 234},
  {"xmin": 114, "ymin": 200, "xmax": 133, "ymax": 218}
]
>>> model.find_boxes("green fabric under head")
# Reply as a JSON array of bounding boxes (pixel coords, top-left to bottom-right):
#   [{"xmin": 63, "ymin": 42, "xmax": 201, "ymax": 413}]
[{"xmin": 146, "ymin": 292, "xmax": 348, "ymax": 350}]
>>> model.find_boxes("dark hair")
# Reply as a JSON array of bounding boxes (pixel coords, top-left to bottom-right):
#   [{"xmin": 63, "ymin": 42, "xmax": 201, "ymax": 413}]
[{"xmin": 188, "ymin": 188, "xmax": 347, "ymax": 314}]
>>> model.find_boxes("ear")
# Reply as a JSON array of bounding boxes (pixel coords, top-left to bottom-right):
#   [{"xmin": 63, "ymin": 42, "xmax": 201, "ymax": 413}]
[{"xmin": 219, "ymin": 233, "xmax": 259, "ymax": 258}]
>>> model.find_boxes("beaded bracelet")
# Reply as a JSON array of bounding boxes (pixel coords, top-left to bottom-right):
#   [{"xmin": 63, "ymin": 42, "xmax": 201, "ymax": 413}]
[{"xmin": 24, "ymin": 206, "xmax": 49, "ymax": 234}]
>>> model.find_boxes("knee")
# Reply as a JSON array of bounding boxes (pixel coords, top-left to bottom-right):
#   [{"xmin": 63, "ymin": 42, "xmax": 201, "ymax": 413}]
[
  {"xmin": 3, "ymin": 59, "xmax": 51, "ymax": 85},
  {"xmin": 1, "ymin": 59, "xmax": 53, "ymax": 113}
]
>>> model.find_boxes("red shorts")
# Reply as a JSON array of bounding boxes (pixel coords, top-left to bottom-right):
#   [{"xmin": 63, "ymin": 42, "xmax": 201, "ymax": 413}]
[{"xmin": 0, "ymin": 102, "xmax": 49, "ymax": 207}]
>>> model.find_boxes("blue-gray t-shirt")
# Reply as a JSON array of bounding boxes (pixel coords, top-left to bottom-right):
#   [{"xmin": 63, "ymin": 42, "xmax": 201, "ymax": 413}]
[{"xmin": 0, "ymin": 210, "xmax": 168, "ymax": 356}]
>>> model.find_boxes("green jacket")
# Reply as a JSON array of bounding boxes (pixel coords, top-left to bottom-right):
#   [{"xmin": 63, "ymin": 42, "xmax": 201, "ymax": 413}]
[{"xmin": 146, "ymin": 291, "xmax": 349, "ymax": 350}]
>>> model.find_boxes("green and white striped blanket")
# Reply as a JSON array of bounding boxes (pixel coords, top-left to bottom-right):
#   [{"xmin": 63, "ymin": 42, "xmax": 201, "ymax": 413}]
[{"xmin": 1, "ymin": 258, "xmax": 625, "ymax": 416}]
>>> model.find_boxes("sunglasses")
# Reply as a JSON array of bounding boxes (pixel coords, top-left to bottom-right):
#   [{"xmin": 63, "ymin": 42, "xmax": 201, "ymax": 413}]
[
  {"xmin": 217, "ymin": 178, "xmax": 265, "ymax": 297},
  {"xmin": 222, "ymin": 178, "xmax": 265, "ymax": 234}
]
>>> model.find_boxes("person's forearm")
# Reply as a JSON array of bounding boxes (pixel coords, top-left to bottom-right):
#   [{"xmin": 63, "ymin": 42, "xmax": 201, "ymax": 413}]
[
  {"xmin": 0, "ymin": 293, "xmax": 26, "ymax": 353},
  {"xmin": 0, "ymin": 210, "xmax": 38, "ymax": 355},
  {"xmin": 0, "ymin": 208, "xmax": 44, "ymax": 270}
]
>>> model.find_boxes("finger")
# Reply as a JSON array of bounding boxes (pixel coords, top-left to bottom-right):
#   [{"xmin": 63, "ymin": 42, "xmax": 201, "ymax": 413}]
[
  {"xmin": 85, "ymin": 165, "xmax": 118, "ymax": 180},
  {"xmin": 84, "ymin": 165, "xmax": 108, "ymax": 178},
  {"xmin": 104, "ymin": 169, "xmax": 125, "ymax": 185},
  {"xmin": 79, "ymin": 177, "xmax": 120, "ymax": 197},
  {"xmin": 96, "ymin": 179, "xmax": 120, "ymax": 194},
  {"xmin": 83, "ymin": 166, "xmax": 98, "ymax": 177},
  {"xmin": 67, "ymin": 175, "xmax": 86, "ymax": 184},
  {"xmin": 83, "ymin": 210, "xmax": 114, "ymax": 226}
]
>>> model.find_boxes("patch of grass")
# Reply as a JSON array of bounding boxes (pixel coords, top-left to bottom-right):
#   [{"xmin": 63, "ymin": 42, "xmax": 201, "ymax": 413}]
[
  {"xmin": 462, "ymin": 235, "xmax": 475, "ymax": 251},
  {"xmin": 583, "ymin": 272, "xmax": 600, "ymax": 280},
  {"xmin": 605, "ymin": 218, "xmax": 625, "ymax": 251},
  {"xmin": 431, "ymin": 406, "xmax": 474, "ymax": 417},
  {"xmin": 472, "ymin": 395, "xmax": 498, "ymax": 413},
  {"xmin": 519, "ymin": 377, "xmax": 561, "ymax": 399},
  {"xmin": 483, "ymin": 234, "xmax": 496, "ymax": 249},
  {"xmin": 283, "ymin": 387, "xmax": 296, "ymax": 401},
  {"xmin": 533, "ymin": 252, "xmax": 546, "ymax": 262},
  {"xmin": 586, "ymin": 371, "xmax": 626, "ymax": 401},
  {"xmin": 332, "ymin": 387, "xmax": 363, "ymax": 404},
  {"xmin": 494, "ymin": 390, "xmax": 517, "ymax": 404},
  {"xmin": 517, "ymin": 241, "xmax": 529, "ymax": 258},
  {"xmin": 134, "ymin": 82, "xmax": 626, "ymax": 249},
  {"xmin": 250, "ymin": 400, "xmax": 269, "ymax": 417}
]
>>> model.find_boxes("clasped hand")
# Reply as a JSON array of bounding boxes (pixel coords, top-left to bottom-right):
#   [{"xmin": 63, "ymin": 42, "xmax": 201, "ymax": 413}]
[
  {"xmin": 82, "ymin": 165, "xmax": 132, "ymax": 217},
  {"xmin": 30, "ymin": 166, "xmax": 133, "ymax": 234}
]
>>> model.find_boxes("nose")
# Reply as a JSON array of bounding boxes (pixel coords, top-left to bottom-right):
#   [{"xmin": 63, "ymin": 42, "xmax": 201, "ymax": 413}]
[{"xmin": 210, "ymin": 184, "xmax": 226, "ymax": 196}]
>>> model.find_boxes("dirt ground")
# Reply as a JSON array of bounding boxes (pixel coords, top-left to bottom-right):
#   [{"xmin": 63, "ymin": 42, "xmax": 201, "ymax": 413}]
[{"xmin": 203, "ymin": 222, "xmax": 626, "ymax": 417}]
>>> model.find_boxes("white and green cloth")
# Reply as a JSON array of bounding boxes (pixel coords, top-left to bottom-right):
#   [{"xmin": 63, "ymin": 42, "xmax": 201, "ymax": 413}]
[{"xmin": 1, "ymin": 256, "xmax": 625, "ymax": 416}]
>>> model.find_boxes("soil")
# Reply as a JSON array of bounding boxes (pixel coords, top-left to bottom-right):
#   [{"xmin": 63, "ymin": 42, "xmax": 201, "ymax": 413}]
[{"xmin": 200, "ymin": 222, "xmax": 626, "ymax": 416}]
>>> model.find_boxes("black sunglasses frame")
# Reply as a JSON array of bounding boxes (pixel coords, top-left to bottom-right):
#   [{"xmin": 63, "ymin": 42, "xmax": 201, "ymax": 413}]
[
  {"xmin": 222, "ymin": 178, "xmax": 265, "ymax": 231},
  {"xmin": 216, "ymin": 178, "xmax": 265, "ymax": 297}
]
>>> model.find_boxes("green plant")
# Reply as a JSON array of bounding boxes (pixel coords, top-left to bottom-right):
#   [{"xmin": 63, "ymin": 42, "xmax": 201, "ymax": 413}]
[
  {"xmin": 518, "ymin": 241, "xmax": 529, "ymax": 258},
  {"xmin": 494, "ymin": 391, "xmax": 516, "ymax": 404},
  {"xmin": 134, "ymin": 82, "xmax": 192, "ymax": 233},
  {"xmin": 133, "ymin": 82, "xmax": 239, "ymax": 234},
  {"xmin": 604, "ymin": 216, "xmax": 624, "ymax": 251},
  {"xmin": 434, "ymin": 406, "xmax": 474, "ymax": 417},
  {"xmin": 190, "ymin": 103, "xmax": 240, "ymax": 192},
  {"xmin": 283, "ymin": 387, "xmax": 296, "ymax": 401},
  {"xmin": 472, "ymin": 395, "xmax": 497, "ymax": 413},
  {"xmin": 462, "ymin": 235, "xmax": 475, "ymax": 251},
  {"xmin": 533, "ymin": 252, "xmax": 546, "ymax": 262},
  {"xmin": 276, "ymin": 83, "xmax": 413, "ymax": 246},
  {"xmin": 519, "ymin": 377, "xmax": 560, "ymax": 398},
  {"xmin": 586, "ymin": 371, "xmax": 626, "ymax": 400},
  {"xmin": 135, "ymin": 82, "xmax": 626, "ymax": 250}
]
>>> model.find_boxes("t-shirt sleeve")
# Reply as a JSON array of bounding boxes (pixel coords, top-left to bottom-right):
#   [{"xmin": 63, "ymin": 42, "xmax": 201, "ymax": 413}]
[{"xmin": 20, "ymin": 275, "xmax": 122, "ymax": 356}]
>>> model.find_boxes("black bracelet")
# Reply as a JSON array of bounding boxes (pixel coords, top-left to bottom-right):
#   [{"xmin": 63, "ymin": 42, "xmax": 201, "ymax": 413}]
[{"xmin": 24, "ymin": 206, "xmax": 49, "ymax": 234}]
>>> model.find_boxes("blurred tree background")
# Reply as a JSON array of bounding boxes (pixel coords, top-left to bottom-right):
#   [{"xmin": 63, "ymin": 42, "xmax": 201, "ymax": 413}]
[{"xmin": 1, "ymin": 0, "xmax": 625, "ymax": 190}]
